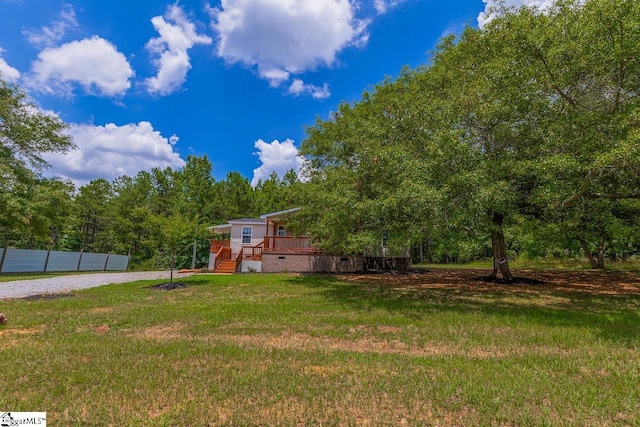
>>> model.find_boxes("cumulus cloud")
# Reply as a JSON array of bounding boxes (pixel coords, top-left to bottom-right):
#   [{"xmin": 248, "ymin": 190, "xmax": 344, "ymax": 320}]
[
  {"xmin": 210, "ymin": 0, "xmax": 368, "ymax": 88},
  {"xmin": 23, "ymin": 3, "xmax": 78, "ymax": 48},
  {"xmin": 0, "ymin": 47, "xmax": 20, "ymax": 81},
  {"xmin": 478, "ymin": 0, "xmax": 557, "ymax": 27},
  {"xmin": 288, "ymin": 79, "xmax": 330, "ymax": 99},
  {"xmin": 252, "ymin": 138, "xmax": 304, "ymax": 186},
  {"xmin": 373, "ymin": 0, "xmax": 408, "ymax": 15},
  {"xmin": 44, "ymin": 121, "xmax": 186, "ymax": 186},
  {"xmin": 29, "ymin": 36, "xmax": 134, "ymax": 97},
  {"xmin": 145, "ymin": 4, "xmax": 213, "ymax": 95}
]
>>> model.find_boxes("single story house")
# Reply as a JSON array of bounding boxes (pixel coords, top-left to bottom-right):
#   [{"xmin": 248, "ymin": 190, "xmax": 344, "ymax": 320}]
[
  {"xmin": 209, "ymin": 208, "xmax": 412, "ymax": 274},
  {"xmin": 208, "ymin": 208, "xmax": 365, "ymax": 273}
]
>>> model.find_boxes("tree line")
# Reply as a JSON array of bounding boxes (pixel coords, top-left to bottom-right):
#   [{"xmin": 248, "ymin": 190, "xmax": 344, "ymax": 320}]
[
  {"xmin": 1, "ymin": 81, "xmax": 300, "ymax": 269},
  {"xmin": 2, "ymin": 162, "xmax": 300, "ymax": 269}
]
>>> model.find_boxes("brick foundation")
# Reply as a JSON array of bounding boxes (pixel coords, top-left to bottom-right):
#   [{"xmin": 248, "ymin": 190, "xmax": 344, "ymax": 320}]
[{"xmin": 262, "ymin": 253, "xmax": 363, "ymax": 273}]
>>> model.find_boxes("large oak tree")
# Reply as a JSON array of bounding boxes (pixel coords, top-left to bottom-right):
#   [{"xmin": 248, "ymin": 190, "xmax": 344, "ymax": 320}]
[{"xmin": 298, "ymin": 0, "xmax": 640, "ymax": 275}]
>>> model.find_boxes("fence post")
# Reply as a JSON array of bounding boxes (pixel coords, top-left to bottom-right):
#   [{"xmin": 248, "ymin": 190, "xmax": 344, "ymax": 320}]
[
  {"xmin": 0, "ymin": 245, "xmax": 8, "ymax": 273},
  {"xmin": 103, "ymin": 252, "xmax": 110, "ymax": 272},
  {"xmin": 77, "ymin": 249, "xmax": 84, "ymax": 272},
  {"xmin": 43, "ymin": 249, "xmax": 52, "ymax": 273}
]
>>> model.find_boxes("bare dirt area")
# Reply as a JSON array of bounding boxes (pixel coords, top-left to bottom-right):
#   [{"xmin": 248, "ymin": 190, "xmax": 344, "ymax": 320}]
[{"xmin": 339, "ymin": 268, "xmax": 640, "ymax": 296}]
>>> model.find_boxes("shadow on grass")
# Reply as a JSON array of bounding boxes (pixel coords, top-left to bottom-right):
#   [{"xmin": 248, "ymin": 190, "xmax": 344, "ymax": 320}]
[{"xmin": 286, "ymin": 274, "xmax": 640, "ymax": 345}]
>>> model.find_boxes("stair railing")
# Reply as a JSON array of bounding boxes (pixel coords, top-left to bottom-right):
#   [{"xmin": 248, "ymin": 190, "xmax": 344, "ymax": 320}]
[
  {"xmin": 234, "ymin": 250, "xmax": 243, "ymax": 271},
  {"xmin": 214, "ymin": 246, "xmax": 231, "ymax": 272}
]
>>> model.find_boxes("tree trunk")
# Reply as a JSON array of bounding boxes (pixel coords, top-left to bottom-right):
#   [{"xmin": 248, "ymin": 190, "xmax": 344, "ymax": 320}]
[
  {"xmin": 489, "ymin": 213, "xmax": 513, "ymax": 281},
  {"xmin": 579, "ymin": 238, "xmax": 606, "ymax": 269},
  {"xmin": 170, "ymin": 252, "xmax": 175, "ymax": 284},
  {"xmin": 579, "ymin": 238, "xmax": 599, "ymax": 269},
  {"xmin": 596, "ymin": 238, "xmax": 606, "ymax": 269}
]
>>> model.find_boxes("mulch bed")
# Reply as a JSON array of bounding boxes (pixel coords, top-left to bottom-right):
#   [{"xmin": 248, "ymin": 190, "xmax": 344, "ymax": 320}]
[
  {"xmin": 23, "ymin": 293, "xmax": 75, "ymax": 300},
  {"xmin": 339, "ymin": 268, "xmax": 640, "ymax": 295},
  {"xmin": 474, "ymin": 276, "xmax": 545, "ymax": 286},
  {"xmin": 149, "ymin": 282, "xmax": 188, "ymax": 291}
]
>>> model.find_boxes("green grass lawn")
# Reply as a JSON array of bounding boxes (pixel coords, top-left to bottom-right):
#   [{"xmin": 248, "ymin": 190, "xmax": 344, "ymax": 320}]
[{"xmin": 1, "ymin": 273, "xmax": 638, "ymax": 425}]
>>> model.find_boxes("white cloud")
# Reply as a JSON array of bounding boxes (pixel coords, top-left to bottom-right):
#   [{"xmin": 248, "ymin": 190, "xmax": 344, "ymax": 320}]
[
  {"xmin": 288, "ymin": 78, "xmax": 330, "ymax": 99},
  {"xmin": 44, "ymin": 121, "xmax": 186, "ymax": 186},
  {"xmin": 210, "ymin": 0, "xmax": 368, "ymax": 87},
  {"xmin": 29, "ymin": 36, "xmax": 134, "ymax": 97},
  {"xmin": 145, "ymin": 4, "xmax": 213, "ymax": 95},
  {"xmin": 478, "ymin": 0, "xmax": 557, "ymax": 28},
  {"xmin": 261, "ymin": 68, "xmax": 291, "ymax": 87},
  {"xmin": 23, "ymin": 3, "xmax": 78, "ymax": 48},
  {"xmin": 373, "ymin": 0, "xmax": 408, "ymax": 15},
  {"xmin": 252, "ymin": 138, "xmax": 304, "ymax": 186},
  {"xmin": 0, "ymin": 47, "xmax": 20, "ymax": 81}
]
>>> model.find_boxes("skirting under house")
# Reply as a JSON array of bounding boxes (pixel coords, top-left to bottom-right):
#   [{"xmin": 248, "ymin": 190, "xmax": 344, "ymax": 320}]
[{"xmin": 261, "ymin": 253, "xmax": 363, "ymax": 273}]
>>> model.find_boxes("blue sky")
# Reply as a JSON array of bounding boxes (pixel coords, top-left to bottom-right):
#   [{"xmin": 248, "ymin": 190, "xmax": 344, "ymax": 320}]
[{"xmin": 0, "ymin": 0, "xmax": 542, "ymax": 187}]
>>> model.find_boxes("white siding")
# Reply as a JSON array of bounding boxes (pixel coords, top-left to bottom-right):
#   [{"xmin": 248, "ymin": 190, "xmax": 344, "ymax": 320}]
[{"xmin": 230, "ymin": 223, "xmax": 267, "ymax": 254}]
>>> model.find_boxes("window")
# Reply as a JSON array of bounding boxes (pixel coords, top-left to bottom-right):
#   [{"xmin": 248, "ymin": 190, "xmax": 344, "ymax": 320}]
[
  {"xmin": 241, "ymin": 226, "xmax": 252, "ymax": 244},
  {"xmin": 277, "ymin": 225, "xmax": 286, "ymax": 236}
]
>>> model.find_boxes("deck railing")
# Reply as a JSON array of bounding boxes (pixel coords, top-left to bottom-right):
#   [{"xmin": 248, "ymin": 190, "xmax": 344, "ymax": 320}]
[
  {"xmin": 242, "ymin": 243, "xmax": 263, "ymax": 260},
  {"xmin": 263, "ymin": 236, "xmax": 318, "ymax": 253},
  {"xmin": 214, "ymin": 246, "xmax": 231, "ymax": 271},
  {"xmin": 210, "ymin": 236, "xmax": 319, "ymax": 264},
  {"xmin": 210, "ymin": 239, "xmax": 230, "ymax": 254}
]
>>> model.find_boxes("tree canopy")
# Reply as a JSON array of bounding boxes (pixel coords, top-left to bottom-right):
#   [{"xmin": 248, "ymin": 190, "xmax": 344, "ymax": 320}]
[
  {"xmin": 1, "ymin": 78, "xmax": 74, "ymax": 245},
  {"xmin": 298, "ymin": 0, "xmax": 640, "ymax": 274}
]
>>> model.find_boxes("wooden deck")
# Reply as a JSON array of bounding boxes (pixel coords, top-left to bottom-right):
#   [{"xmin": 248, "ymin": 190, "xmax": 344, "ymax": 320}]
[
  {"xmin": 262, "ymin": 236, "xmax": 318, "ymax": 253},
  {"xmin": 210, "ymin": 236, "xmax": 319, "ymax": 272}
]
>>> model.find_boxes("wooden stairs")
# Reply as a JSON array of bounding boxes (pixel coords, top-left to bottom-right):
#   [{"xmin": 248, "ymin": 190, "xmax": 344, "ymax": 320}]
[{"xmin": 215, "ymin": 260, "xmax": 237, "ymax": 274}]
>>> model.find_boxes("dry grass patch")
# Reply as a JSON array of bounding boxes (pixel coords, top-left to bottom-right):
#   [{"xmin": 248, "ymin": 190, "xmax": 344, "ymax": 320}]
[
  {"xmin": 0, "ymin": 325, "xmax": 45, "ymax": 338},
  {"xmin": 88, "ymin": 306, "xmax": 113, "ymax": 313},
  {"xmin": 210, "ymin": 330, "xmax": 510, "ymax": 359},
  {"xmin": 126, "ymin": 323, "xmax": 186, "ymax": 340}
]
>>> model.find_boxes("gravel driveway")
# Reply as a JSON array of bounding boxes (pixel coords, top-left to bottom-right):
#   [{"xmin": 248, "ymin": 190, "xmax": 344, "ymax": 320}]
[{"xmin": 0, "ymin": 271, "xmax": 194, "ymax": 300}]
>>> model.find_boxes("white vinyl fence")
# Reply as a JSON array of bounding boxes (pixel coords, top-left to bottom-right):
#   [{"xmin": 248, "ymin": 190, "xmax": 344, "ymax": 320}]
[{"xmin": 0, "ymin": 248, "xmax": 129, "ymax": 273}]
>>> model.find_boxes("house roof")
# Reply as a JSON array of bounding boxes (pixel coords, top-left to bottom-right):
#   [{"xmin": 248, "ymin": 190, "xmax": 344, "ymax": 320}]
[
  {"xmin": 260, "ymin": 207, "xmax": 300, "ymax": 220},
  {"xmin": 208, "ymin": 208, "xmax": 301, "ymax": 231},
  {"xmin": 209, "ymin": 217, "xmax": 265, "ymax": 232},
  {"xmin": 228, "ymin": 218, "xmax": 265, "ymax": 224},
  {"xmin": 209, "ymin": 224, "xmax": 231, "ymax": 232}
]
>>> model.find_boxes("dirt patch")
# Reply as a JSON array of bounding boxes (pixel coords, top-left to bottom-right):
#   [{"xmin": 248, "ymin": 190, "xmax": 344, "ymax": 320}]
[
  {"xmin": 339, "ymin": 268, "xmax": 640, "ymax": 295},
  {"xmin": 364, "ymin": 267, "xmax": 431, "ymax": 275},
  {"xmin": 94, "ymin": 324, "xmax": 110, "ymax": 335},
  {"xmin": 149, "ymin": 282, "xmax": 188, "ymax": 291},
  {"xmin": 23, "ymin": 293, "xmax": 75, "ymax": 300}
]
